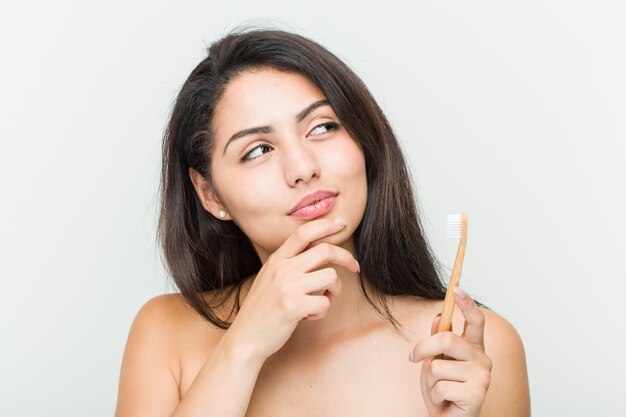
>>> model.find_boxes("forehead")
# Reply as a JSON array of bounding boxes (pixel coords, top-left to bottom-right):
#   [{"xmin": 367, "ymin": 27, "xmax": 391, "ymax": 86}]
[{"xmin": 212, "ymin": 68, "xmax": 326, "ymax": 141}]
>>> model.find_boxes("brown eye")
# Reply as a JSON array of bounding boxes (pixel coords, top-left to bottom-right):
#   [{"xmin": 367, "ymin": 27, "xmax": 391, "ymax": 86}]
[
  {"xmin": 309, "ymin": 122, "xmax": 340, "ymax": 136},
  {"xmin": 241, "ymin": 143, "xmax": 274, "ymax": 161}
]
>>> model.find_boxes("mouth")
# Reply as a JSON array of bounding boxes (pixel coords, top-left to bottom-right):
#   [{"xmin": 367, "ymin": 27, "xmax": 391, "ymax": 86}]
[{"xmin": 288, "ymin": 190, "xmax": 339, "ymax": 220}]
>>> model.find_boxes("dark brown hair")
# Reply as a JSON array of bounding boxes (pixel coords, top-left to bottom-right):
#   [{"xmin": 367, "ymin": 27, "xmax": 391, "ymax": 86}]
[{"xmin": 158, "ymin": 27, "xmax": 446, "ymax": 329}]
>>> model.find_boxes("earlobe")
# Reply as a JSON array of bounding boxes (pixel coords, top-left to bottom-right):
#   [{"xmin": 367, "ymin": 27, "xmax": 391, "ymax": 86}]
[{"xmin": 188, "ymin": 168, "xmax": 230, "ymax": 220}]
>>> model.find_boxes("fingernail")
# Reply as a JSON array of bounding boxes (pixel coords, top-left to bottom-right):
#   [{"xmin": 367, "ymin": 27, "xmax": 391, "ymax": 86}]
[
  {"xmin": 334, "ymin": 218, "xmax": 347, "ymax": 226},
  {"xmin": 409, "ymin": 350, "xmax": 415, "ymax": 362},
  {"xmin": 355, "ymin": 260, "xmax": 361, "ymax": 273},
  {"xmin": 454, "ymin": 287, "xmax": 468, "ymax": 301}
]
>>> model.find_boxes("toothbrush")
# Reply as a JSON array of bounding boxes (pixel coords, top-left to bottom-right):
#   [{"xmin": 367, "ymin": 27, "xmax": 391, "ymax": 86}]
[{"xmin": 435, "ymin": 213, "xmax": 468, "ymax": 357}]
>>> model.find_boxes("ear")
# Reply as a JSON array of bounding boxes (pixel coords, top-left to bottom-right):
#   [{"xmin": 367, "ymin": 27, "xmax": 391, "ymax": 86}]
[{"xmin": 188, "ymin": 168, "xmax": 231, "ymax": 220}]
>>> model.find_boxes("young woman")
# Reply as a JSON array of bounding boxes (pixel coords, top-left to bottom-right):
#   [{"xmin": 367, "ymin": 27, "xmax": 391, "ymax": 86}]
[{"xmin": 115, "ymin": 28, "xmax": 530, "ymax": 417}]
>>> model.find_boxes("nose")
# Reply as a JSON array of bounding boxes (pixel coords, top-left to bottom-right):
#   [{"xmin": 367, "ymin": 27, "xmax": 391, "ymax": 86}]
[{"xmin": 282, "ymin": 140, "xmax": 320, "ymax": 187}]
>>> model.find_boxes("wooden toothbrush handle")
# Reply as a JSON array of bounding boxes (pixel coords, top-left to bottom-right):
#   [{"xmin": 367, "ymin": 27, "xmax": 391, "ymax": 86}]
[{"xmin": 434, "ymin": 234, "xmax": 467, "ymax": 360}]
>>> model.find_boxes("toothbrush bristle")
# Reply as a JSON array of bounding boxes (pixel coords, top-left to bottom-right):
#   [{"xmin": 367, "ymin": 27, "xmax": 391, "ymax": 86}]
[{"xmin": 447, "ymin": 214, "xmax": 463, "ymax": 238}]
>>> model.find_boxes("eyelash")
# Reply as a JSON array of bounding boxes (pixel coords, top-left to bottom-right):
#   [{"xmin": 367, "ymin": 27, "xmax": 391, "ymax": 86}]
[{"xmin": 240, "ymin": 121, "xmax": 341, "ymax": 162}]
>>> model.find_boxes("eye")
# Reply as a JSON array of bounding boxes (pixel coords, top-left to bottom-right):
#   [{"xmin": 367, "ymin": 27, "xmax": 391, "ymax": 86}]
[
  {"xmin": 241, "ymin": 143, "xmax": 274, "ymax": 161},
  {"xmin": 309, "ymin": 122, "xmax": 340, "ymax": 136}
]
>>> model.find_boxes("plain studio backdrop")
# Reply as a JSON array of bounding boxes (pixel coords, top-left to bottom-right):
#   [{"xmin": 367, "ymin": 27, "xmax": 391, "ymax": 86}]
[{"xmin": 1, "ymin": 1, "xmax": 624, "ymax": 415}]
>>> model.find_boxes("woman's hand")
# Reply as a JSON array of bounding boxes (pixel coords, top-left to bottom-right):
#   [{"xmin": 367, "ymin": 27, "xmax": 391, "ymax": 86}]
[
  {"xmin": 410, "ymin": 288, "xmax": 493, "ymax": 417},
  {"xmin": 225, "ymin": 217, "xmax": 359, "ymax": 364}
]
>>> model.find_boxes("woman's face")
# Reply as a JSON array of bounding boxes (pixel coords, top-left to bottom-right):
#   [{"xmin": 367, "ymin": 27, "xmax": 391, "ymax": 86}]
[{"xmin": 207, "ymin": 67, "xmax": 367, "ymax": 261}]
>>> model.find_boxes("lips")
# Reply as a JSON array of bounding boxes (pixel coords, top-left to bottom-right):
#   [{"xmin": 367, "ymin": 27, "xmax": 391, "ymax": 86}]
[{"xmin": 288, "ymin": 190, "xmax": 339, "ymax": 219}]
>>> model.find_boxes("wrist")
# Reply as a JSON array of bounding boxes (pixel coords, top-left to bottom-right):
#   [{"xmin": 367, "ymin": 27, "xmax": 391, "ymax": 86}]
[{"xmin": 217, "ymin": 329, "xmax": 267, "ymax": 371}]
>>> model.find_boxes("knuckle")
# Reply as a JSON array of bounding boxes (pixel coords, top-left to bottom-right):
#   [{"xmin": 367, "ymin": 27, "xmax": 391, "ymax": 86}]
[
  {"xmin": 430, "ymin": 359, "xmax": 441, "ymax": 375},
  {"xmin": 336, "ymin": 246, "xmax": 351, "ymax": 258},
  {"xmin": 432, "ymin": 382, "xmax": 446, "ymax": 399},
  {"xmin": 441, "ymin": 332, "xmax": 456, "ymax": 350},
  {"xmin": 316, "ymin": 242, "xmax": 334, "ymax": 258},
  {"xmin": 315, "ymin": 297, "xmax": 331, "ymax": 317},
  {"xmin": 326, "ymin": 267, "xmax": 338, "ymax": 281},
  {"xmin": 481, "ymin": 369, "xmax": 492, "ymax": 388},
  {"xmin": 473, "ymin": 385, "xmax": 488, "ymax": 401},
  {"xmin": 331, "ymin": 276, "xmax": 342, "ymax": 296},
  {"xmin": 477, "ymin": 358, "xmax": 492, "ymax": 384},
  {"xmin": 474, "ymin": 310, "xmax": 485, "ymax": 326}
]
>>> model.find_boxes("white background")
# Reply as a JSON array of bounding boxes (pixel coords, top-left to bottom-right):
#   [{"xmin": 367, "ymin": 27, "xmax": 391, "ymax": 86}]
[{"xmin": 1, "ymin": 1, "xmax": 624, "ymax": 415}]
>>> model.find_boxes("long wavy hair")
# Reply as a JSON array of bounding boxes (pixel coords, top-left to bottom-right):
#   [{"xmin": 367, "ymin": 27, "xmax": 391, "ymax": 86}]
[{"xmin": 158, "ymin": 27, "xmax": 446, "ymax": 329}]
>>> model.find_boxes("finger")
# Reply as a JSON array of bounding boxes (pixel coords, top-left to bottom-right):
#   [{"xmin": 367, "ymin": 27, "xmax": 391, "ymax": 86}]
[
  {"xmin": 273, "ymin": 218, "xmax": 348, "ymax": 259},
  {"xmin": 410, "ymin": 332, "xmax": 474, "ymax": 363},
  {"xmin": 297, "ymin": 268, "xmax": 342, "ymax": 299},
  {"xmin": 454, "ymin": 288, "xmax": 485, "ymax": 346},
  {"xmin": 293, "ymin": 242, "xmax": 359, "ymax": 274},
  {"xmin": 428, "ymin": 358, "xmax": 473, "ymax": 385},
  {"xmin": 300, "ymin": 294, "xmax": 332, "ymax": 321},
  {"xmin": 429, "ymin": 380, "xmax": 470, "ymax": 406}
]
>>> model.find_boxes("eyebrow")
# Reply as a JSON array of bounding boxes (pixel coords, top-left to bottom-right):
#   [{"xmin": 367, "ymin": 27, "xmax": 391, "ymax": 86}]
[{"xmin": 222, "ymin": 99, "xmax": 331, "ymax": 156}]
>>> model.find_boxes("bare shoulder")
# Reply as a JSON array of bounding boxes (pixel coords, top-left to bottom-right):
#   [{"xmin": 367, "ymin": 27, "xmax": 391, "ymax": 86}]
[
  {"xmin": 389, "ymin": 295, "xmax": 526, "ymax": 354},
  {"xmin": 127, "ymin": 293, "xmax": 210, "ymax": 351},
  {"xmin": 115, "ymin": 293, "xmax": 227, "ymax": 417},
  {"xmin": 128, "ymin": 293, "xmax": 189, "ymax": 351},
  {"xmin": 135, "ymin": 292, "xmax": 193, "ymax": 325},
  {"xmin": 132, "ymin": 285, "xmax": 246, "ymax": 336},
  {"xmin": 115, "ymin": 294, "xmax": 183, "ymax": 416},
  {"xmin": 476, "ymin": 308, "xmax": 531, "ymax": 417},
  {"xmin": 124, "ymin": 290, "xmax": 236, "ymax": 365},
  {"xmin": 481, "ymin": 308, "xmax": 526, "ymax": 358}
]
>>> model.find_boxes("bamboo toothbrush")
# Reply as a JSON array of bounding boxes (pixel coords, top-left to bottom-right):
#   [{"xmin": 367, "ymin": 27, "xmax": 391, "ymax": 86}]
[{"xmin": 435, "ymin": 213, "xmax": 468, "ymax": 358}]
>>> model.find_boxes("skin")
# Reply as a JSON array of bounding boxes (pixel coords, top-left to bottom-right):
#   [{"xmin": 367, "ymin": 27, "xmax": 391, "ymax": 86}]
[{"xmin": 115, "ymin": 68, "xmax": 530, "ymax": 417}]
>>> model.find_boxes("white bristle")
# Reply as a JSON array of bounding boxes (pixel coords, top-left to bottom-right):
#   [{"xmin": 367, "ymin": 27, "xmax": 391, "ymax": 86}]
[{"xmin": 447, "ymin": 214, "xmax": 463, "ymax": 238}]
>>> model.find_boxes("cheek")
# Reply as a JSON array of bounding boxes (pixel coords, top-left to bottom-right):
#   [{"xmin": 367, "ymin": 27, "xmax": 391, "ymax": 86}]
[
  {"xmin": 227, "ymin": 181, "xmax": 269, "ymax": 216},
  {"xmin": 217, "ymin": 167, "xmax": 280, "ymax": 220},
  {"xmin": 326, "ymin": 139, "xmax": 368, "ymax": 212},
  {"xmin": 222, "ymin": 171, "xmax": 290, "ymax": 256},
  {"xmin": 331, "ymin": 140, "xmax": 366, "ymax": 182}
]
